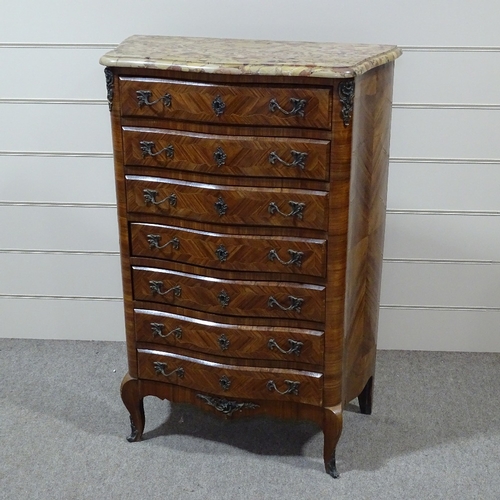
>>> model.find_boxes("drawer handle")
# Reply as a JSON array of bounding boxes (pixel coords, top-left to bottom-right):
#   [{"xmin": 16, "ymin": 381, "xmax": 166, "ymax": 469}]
[
  {"xmin": 149, "ymin": 281, "xmax": 182, "ymax": 297},
  {"xmin": 215, "ymin": 244, "xmax": 229, "ymax": 263},
  {"xmin": 269, "ymin": 98, "xmax": 307, "ymax": 118},
  {"xmin": 212, "ymin": 95, "xmax": 226, "ymax": 116},
  {"xmin": 214, "ymin": 146, "xmax": 227, "ymax": 167},
  {"xmin": 218, "ymin": 333, "xmax": 230, "ymax": 351},
  {"xmin": 267, "ymin": 379, "xmax": 300, "ymax": 396},
  {"xmin": 143, "ymin": 189, "xmax": 177, "ymax": 207},
  {"xmin": 269, "ymin": 150, "xmax": 308, "ymax": 171},
  {"xmin": 268, "ymin": 201, "xmax": 305, "ymax": 220},
  {"xmin": 214, "ymin": 196, "xmax": 228, "ymax": 216},
  {"xmin": 140, "ymin": 140, "xmax": 174, "ymax": 159},
  {"xmin": 268, "ymin": 295, "xmax": 304, "ymax": 313},
  {"xmin": 196, "ymin": 394, "xmax": 259, "ymax": 416},
  {"xmin": 219, "ymin": 375, "xmax": 232, "ymax": 391},
  {"xmin": 153, "ymin": 361, "xmax": 184, "ymax": 379},
  {"xmin": 268, "ymin": 249, "xmax": 303, "ymax": 267},
  {"xmin": 268, "ymin": 338, "xmax": 303, "ymax": 356},
  {"xmin": 147, "ymin": 234, "xmax": 180, "ymax": 250},
  {"xmin": 136, "ymin": 90, "xmax": 172, "ymax": 108},
  {"xmin": 150, "ymin": 323, "xmax": 183, "ymax": 340},
  {"xmin": 218, "ymin": 290, "xmax": 231, "ymax": 307}
]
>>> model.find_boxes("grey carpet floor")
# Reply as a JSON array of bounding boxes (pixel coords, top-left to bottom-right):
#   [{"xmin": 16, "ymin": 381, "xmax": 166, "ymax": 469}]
[{"xmin": 0, "ymin": 338, "xmax": 499, "ymax": 500}]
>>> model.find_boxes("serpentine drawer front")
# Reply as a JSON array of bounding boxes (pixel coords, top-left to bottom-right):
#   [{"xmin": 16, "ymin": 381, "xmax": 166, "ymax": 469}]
[
  {"xmin": 137, "ymin": 349, "xmax": 323, "ymax": 406},
  {"xmin": 119, "ymin": 77, "xmax": 332, "ymax": 129},
  {"xmin": 101, "ymin": 35, "xmax": 401, "ymax": 478},
  {"xmin": 122, "ymin": 127, "xmax": 331, "ymax": 180},
  {"xmin": 130, "ymin": 223, "xmax": 327, "ymax": 277},
  {"xmin": 134, "ymin": 309, "xmax": 324, "ymax": 365},
  {"xmin": 125, "ymin": 175, "xmax": 329, "ymax": 230}
]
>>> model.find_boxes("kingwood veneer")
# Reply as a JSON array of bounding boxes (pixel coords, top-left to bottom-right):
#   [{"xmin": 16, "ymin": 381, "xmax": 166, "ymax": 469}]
[{"xmin": 100, "ymin": 35, "xmax": 401, "ymax": 477}]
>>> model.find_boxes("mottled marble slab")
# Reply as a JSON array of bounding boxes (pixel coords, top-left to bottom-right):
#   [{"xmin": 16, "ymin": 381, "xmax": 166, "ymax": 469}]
[{"xmin": 100, "ymin": 35, "xmax": 401, "ymax": 78}]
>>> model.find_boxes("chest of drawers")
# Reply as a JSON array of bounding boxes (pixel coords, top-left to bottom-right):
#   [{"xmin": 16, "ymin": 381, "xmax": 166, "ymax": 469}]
[{"xmin": 100, "ymin": 35, "xmax": 401, "ymax": 477}]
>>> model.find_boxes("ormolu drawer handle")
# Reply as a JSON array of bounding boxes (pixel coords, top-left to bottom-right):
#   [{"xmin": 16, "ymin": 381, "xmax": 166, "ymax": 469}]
[
  {"xmin": 140, "ymin": 140, "xmax": 174, "ymax": 159},
  {"xmin": 150, "ymin": 323, "xmax": 183, "ymax": 339},
  {"xmin": 136, "ymin": 90, "xmax": 172, "ymax": 108},
  {"xmin": 267, "ymin": 379, "xmax": 300, "ymax": 396},
  {"xmin": 212, "ymin": 95, "xmax": 226, "ymax": 116},
  {"xmin": 149, "ymin": 281, "xmax": 182, "ymax": 297},
  {"xmin": 269, "ymin": 98, "xmax": 307, "ymax": 117},
  {"xmin": 143, "ymin": 189, "xmax": 177, "ymax": 207},
  {"xmin": 153, "ymin": 361, "xmax": 184, "ymax": 379},
  {"xmin": 147, "ymin": 234, "xmax": 180, "ymax": 250},
  {"xmin": 269, "ymin": 150, "xmax": 308, "ymax": 171},
  {"xmin": 268, "ymin": 249, "xmax": 303, "ymax": 267},
  {"xmin": 268, "ymin": 338, "xmax": 303, "ymax": 356},
  {"xmin": 268, "ymin": 295, "xmax": 304, "ymax": 313},
  {"xmin": 268, "ymin": 201, "xmax": 305, "ymax": 220}
]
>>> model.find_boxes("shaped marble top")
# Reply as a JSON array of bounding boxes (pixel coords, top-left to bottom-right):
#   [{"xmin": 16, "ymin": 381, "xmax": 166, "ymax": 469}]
[{"xmin": 100, "ymin": 35, "xmax": 402, "ymax": 79}]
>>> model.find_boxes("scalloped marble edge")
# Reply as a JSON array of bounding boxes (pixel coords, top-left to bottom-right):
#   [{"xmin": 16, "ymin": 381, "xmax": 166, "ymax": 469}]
[{"xmin": 99, "ymin": 35, "xmax": 402, "ymax": 79}]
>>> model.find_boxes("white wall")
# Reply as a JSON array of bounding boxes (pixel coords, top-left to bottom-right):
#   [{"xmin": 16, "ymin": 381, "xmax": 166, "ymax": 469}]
[{"xmin": 1, "ymin": 1, "xmax": 499, "ymax": 351}]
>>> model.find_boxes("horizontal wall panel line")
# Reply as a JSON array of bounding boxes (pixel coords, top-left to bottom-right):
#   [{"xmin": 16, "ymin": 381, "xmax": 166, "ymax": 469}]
[
  {"xmin": 0, "ymin": 201, "xmax": 115, "ymax": 208},
  {"xmin": 0, "ymin": 98, "xmax": 106, "ymax": 105},
  {"xmin": 3, "ymin": 152, "xmax": 499, "ymax": 164},
  {"xmin": 387, "ymin": 209, "xmax": 500, "ymax": 216},
  {"xmin": 393, "ymin": 103, "xmax": 500, "ymax": 110},
  {"xmin": 4, "ymin": 100, "xmax": 499, "ymax": 110},
  {"xmin": 2, "ymin": 44, "xmax": 499, "ymax": 52},
  {"xmin": 390, "ymin": 157, "xmax": 500, "ymax": 164},
  {"xmin": 400, "ymin": 45, "xmax": 500, "ymax": 52},
  {"xmin": 3, "ymin": 204, "xmax": 500, "ymax": 215},
  {"xmin": 381, "ymin": 304, "xmax": 500, "ymax": 312},
  {"xmin": 0, "ymin": 249, "xmax": 119, "ymax": 256},
  {"xmin": 0, "ymin": 150, "xmax": 112, "ymax": 158},
  {"xmin": 0, "ymin": 43, "xmax": 116, "ymax": 49},
  {"xmin": 0, "ymin": 294, "xmax": 121, "ymax": 301},
  {"xmin": 384, "ymin": 258, "xmax": 500, "ymax": 265}
]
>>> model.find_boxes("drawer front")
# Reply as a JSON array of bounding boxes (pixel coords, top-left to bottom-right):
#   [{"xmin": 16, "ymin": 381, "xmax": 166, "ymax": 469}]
[
  {"xmin": 135, "ymin": 309, "xmax": 324, "ymax": 365},
  {"xmin": 132, "ymin": 266, "xmax": 326, "ymax": 323},
  {"xmin": 126, "ymin": 175, "xmax": 328, "ymax": 231},
  {"xmin": 120, "ymin": 77, "xmax": 331, "ymax": 129},
  {"xmin": 123, "ymin": 127, "xmax": 330, "ymax": 180},
  {"xmin": 137, "ymin": 348, "xmax": 323, "ymax": 405},
  {"xmin": 130, "ymin": 223, "xmax": 327, "ymax": 278}
]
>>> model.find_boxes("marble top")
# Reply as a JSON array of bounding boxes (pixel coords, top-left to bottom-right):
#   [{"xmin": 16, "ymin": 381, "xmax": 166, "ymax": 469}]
[{"xmin": 100, "ymin": 35, "xmax": 402, "ymax": 79}]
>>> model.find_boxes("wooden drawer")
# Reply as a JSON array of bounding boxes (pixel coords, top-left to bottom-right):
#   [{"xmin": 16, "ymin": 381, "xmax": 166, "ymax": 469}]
[
  {"xmin": 126, "ymin": 175, "xmax": 328, "ymax": 231},
  {"xmin": 135, "ymin": 309, "xmax": 324, "ymax": 365},
  {"xmin": 130, "ymin": 223, "xmax": 327, "ymax": 278},
  {"xmin": 137, "ymin": 348, "xmax": 323, "ymax": 405},
  {"xmin": 122, "ymin": 127, "xmax": 330, "ymax": 180},
  {"xmin": 132, "ymin": 266, "xmax": 326, "ymax": 323},
  {"xmin": 119, "ymin": 77, "xmax": 331, "ymax": 129}
]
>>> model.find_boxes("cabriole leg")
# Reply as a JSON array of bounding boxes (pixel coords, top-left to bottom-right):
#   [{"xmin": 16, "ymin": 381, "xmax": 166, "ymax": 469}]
[
  {"xmin": 323, "ymin": 405, "xmax": 343, "ymax": 478},
  {"xmin": 120, "ymin": 373, "xmax": 145, "ymax": 442}
]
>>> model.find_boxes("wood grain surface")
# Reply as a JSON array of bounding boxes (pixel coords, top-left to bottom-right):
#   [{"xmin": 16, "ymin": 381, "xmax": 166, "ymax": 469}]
[
  {"xmin": 134, "ymin": 308, "xmax": 324, "ymax": 365},
  {"xmin": 122, "ymin": 126, "xmax": 330, "ymax": 180},
  {"xmin": 137, "ymin": 348, "xmax": 323, "ymax": 405},
  {"xmin": 130, "ymin": 222, "xmax": 327, "ymax": 277},
  {"xmin": 125, "ymin": 175, "xmax": 329, "ymax": 230},
  {"xmin": 132, "ymin": 266, "xmax": 326, "ymax": 323},
  {"xmin": 119, "ymin": 76, "xmax": 332, "ymax": 129}
]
